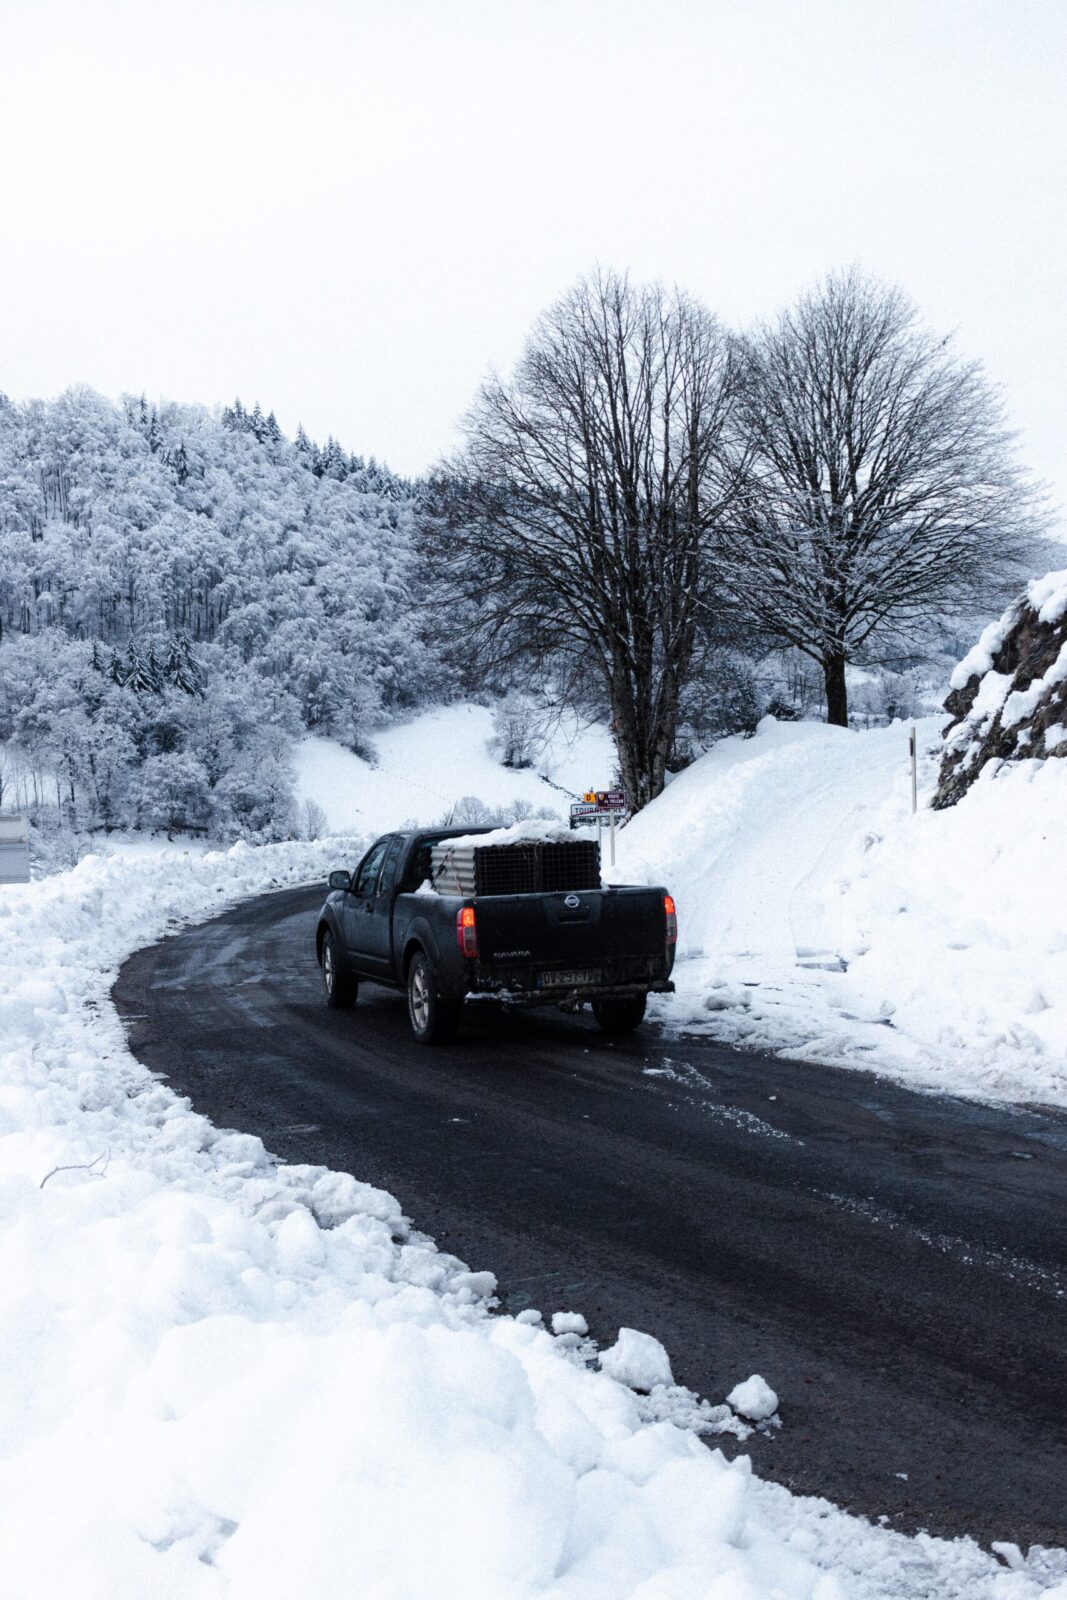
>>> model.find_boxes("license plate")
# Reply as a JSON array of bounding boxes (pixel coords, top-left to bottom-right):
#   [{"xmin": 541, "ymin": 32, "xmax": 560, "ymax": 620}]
[{"xmin": 539, "ymin": 968, "xmax": 601, "ymax": 988}]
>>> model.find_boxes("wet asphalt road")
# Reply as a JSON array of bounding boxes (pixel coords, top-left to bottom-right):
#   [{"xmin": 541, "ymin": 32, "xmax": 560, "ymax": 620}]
[{"xmin": 113, "ymin": 884, "xmax": 1067, "ymax": 1550}]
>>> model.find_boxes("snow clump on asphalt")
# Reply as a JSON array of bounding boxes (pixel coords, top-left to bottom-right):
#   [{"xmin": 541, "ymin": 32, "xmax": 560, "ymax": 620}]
[
  {"xmin": 728, "ymin": 1374, "xmax": 780, "ymax": 1421},
  {"xmin": 551, "ymin": 1310, "xmax": 589, "ymax": 1336},
  {"xmin": 599, "ymin": 1326, "xmax": 675, "ymax": 1390},
  {"xmin": 2, "ymin": 840, "xmax": 1065, "ymax": 1597}
]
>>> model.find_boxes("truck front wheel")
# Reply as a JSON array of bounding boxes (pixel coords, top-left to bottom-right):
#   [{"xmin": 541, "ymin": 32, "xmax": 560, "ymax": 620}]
[
  {"xmin": 406, "ymin": 951, "xmax": 462, "ymax": 1045},
  {"xmin": 593, "ymin": 994, "xmax": 647, "ymax": 1035}
]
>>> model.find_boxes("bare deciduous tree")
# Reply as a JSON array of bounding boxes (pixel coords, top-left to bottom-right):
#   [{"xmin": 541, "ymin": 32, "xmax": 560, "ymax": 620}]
[
  {"xmin": 440, "ymin": 269, "xmax": 742, "ymax": 809},
  {"xmin": 719, "ymin": 268, "xmax": 1047, "ymax": 725}
]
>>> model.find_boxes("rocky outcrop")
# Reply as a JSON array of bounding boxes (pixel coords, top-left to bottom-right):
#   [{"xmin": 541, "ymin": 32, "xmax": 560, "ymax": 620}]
[{"xmin": 934, "ymin": 568, "xmax": 1067, "ymax": 809}]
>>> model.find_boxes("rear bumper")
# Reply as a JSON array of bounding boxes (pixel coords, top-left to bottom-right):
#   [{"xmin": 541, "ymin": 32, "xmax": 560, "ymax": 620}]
[{"xmin": 471, "ymin": 976, "xmax": 675, "ymax": 1010}]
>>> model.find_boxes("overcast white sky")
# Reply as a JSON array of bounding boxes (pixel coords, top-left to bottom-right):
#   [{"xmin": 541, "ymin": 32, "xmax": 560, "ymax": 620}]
[{"xmin": 0, "ymin": 0, "xmax": 1063, "ymax": 518}]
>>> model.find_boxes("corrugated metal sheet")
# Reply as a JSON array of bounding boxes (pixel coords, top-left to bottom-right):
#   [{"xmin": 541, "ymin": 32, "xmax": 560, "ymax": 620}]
[{"xmin": 429, "ymin": 843, "xmax": 477, "ymax": 897}]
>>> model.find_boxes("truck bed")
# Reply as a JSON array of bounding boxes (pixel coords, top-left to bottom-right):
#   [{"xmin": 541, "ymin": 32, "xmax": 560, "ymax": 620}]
[{"xmin": 394, "ymin": 884, "xmax": 675, "ymax": 1004}]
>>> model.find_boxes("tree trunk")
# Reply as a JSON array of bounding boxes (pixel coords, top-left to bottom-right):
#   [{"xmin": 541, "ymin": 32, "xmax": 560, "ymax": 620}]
[
  {"xmin": 611, "ymin": 696, "xmax": 645, "ymax": 815},
  {"xmin": 823, "ymin": 653, "xmax": 849, "ymax": 727},
  {"xmin": 612, "ymin": 698, "xmax": 673, "ymax": 813},
  {"xmin": 608, "ymin": 644, "xmax": 686, "ymax": 812}
]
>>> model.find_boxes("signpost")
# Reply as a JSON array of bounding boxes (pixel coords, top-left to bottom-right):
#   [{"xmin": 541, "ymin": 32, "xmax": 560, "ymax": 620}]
[
  {"xmin": 909, "ymin": 727, "xmax": 918, "ymax": 814},
  {"xmin": 569, "ymin": 788, "xmax": 628, "ymax": 865}
]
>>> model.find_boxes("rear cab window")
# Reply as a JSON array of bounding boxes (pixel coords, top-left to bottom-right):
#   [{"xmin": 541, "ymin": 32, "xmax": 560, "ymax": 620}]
[
  {"xmin": 377, "ymin": 836, "xmax": 404, "ymax": 899},
  {"xmin": 353, "ymin": 837, "xmax": 390, "ymax": 897}
]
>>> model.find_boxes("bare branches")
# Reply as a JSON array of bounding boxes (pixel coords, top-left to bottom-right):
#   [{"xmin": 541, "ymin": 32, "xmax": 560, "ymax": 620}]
[
  {"xmin": 718, "ymin": 267, "xmax": 1049, "ymax": 724},
  {"xmin": 442, "ymin": 269, "xmax": 742, "ymax": 808},
  {"xmin": 435, "ymin": 264, "xmax": 1049, "ymax": 756}
]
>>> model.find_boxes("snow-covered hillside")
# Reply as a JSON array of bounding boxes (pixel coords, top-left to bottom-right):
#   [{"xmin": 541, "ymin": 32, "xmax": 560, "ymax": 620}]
[
  {"xmin": 613, "ymin": 718, "xmax": 1067, "ymax": 1107},
  {"xmin": 3, "ymin": 842, "xmax": 1063, "ymax": 1597},
  {"xmin": 293, "ymin": 704, "xmax": 616, "ymax": 834},
  {"xmin": 0, "ymin": 388, "xmax": 438, "ymax": 847}
]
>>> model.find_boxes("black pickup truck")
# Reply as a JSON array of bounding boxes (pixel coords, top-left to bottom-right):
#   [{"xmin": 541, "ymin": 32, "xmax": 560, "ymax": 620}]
[{"xmin": 315, "ymin": 827, "xmax": 676, "ymax": 1044}]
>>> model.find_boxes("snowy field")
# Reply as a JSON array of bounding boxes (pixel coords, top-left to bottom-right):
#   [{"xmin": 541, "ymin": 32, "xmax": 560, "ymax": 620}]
[
  {"xmin": 293, "ymin": 703, "xmax": 617, "ymax": 834},
  {"xmin": 3, "ymin": 842, "xmax": 1065, "ymax": 1596},
  {"xmin": 612, "ymin": 718, "xmax": 1067, "ymax": 1109}
]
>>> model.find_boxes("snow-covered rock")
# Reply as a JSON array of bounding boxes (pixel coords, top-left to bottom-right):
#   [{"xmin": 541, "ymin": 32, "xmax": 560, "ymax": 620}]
[
  {"xmin": 728, "ymin": 1374, "xmax": 780, "ymax": 1421},
  {"xmin": 936, "ymin": 568, "xmax": 1067, "ymax": 808}
]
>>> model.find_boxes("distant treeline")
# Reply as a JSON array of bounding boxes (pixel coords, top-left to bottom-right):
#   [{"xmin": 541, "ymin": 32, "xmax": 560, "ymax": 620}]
[{"xmin": 0, "ymin": 388, "xmax": 440, "ymax": 839}]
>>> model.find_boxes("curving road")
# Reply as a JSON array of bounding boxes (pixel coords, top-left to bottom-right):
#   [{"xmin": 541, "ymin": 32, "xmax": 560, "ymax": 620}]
[{"xmin": 113, "ymin": 884, "xmax": 1067, "ymax": 1550}]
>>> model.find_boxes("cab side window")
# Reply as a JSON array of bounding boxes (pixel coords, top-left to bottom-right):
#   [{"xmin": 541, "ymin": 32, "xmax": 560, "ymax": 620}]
[{"xmin": 353, "ymin": 838, "xmax": 390, "ymax": 897}]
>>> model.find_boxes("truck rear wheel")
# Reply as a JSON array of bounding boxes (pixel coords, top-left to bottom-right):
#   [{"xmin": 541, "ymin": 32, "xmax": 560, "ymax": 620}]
[
  {"xmin": 407, "ymin": 951, "xmax": 462, "ymax": 1045},
  {"xmin": 321, "ymin": 930, "xmax": 357, "ymax": 1009},
  {"xmin": 593, "ymin": 993, "xmax": 647, "ymax": 1035}
]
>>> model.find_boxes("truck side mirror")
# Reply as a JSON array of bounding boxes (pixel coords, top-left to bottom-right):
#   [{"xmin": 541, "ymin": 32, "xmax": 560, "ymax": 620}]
[{"xmin": 328, "ymin": 870, "xmax": 352, "ymax": 892}]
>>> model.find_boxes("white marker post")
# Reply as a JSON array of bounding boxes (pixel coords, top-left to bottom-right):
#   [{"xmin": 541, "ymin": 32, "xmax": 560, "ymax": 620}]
[
  {"xmin": 909, "ymin": 726, "xmax": 918, "ymax": 814},
  {"xmin": 609, "ymin": 807, "xmax": 616, "ymax": 866}
]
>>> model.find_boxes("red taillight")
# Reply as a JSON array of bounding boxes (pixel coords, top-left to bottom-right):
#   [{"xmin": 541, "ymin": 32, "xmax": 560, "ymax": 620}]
[
  {"xmin": 456, "ymin": 904, "xmax": 478, "ymax": 959},
  {"xmin": 664, "ymin": 894, "xmax": 677, "ymax": 945}
]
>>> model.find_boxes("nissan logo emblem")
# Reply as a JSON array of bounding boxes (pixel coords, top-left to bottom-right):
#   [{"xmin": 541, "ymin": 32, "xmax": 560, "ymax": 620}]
[{"xmin": 564, "ymin": 893, "xmax": 581, "ymax": 909}]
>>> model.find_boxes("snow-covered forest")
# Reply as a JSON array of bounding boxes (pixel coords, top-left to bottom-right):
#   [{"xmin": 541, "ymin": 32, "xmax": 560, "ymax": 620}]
[
  {"xmin": 0, "ymin": 390, "xmax": 439, "ymax": 846},
  {"xmin": 0, "ymin": 271, "xmax": 1051, "ymax": 859}
]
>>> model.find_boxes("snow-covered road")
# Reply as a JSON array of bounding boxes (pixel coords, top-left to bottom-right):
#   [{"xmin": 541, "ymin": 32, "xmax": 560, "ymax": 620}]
[
  {"xmin": 118, "ymin": 881, "xmax": 1067, "ymax": 1564},
  {"xmin": 4, "ymin": 842, "xmax": 1066, "ymax": 1596}
]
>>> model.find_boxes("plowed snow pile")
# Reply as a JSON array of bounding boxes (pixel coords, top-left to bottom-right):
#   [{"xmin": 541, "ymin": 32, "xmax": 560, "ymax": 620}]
[
  {"xmin": 3, "ymin": 843, "xmax": 1063, "ymax": 1595},
  {"xmin": 614, "ymin": 717, "xmax": 1067, "ymax": 1107}
]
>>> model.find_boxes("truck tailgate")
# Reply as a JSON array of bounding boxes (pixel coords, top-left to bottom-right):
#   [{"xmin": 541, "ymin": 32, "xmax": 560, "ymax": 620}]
[{"xmin": 473, "ymin": 887, "xmax": 668, "ymax": 978}]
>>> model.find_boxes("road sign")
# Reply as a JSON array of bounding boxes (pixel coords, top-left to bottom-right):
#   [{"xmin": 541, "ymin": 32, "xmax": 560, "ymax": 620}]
[
  {"xmin": 570, "ymin": 792, "xmax": 630, "ymax": 834},
  {"xmin": 569, "ymin": 802, "xmax": 602, "ymax": 828},
  {"xmin": 581, "ymin": 788, "xmax": 627, "ymax": 812}
]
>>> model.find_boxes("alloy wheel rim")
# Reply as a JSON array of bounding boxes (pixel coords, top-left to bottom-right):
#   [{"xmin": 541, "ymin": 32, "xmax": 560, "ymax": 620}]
[
  {"xmin": 323, "ymin": 941, "xmax": 334, "ymax": 993},
  {"xmin": 410, "ymin": 964, "xmax": 430, "ymax": 1030}
]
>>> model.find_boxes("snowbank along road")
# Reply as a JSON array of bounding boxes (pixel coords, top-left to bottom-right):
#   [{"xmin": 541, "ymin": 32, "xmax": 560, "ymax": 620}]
[
  {"xmin": 615, "ymin": 717, "xmax": 1067, "ymax": 1108},
  {"xmin": 114, "ymin": 884, "xmax": 1067, "ymax": 1551}
]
